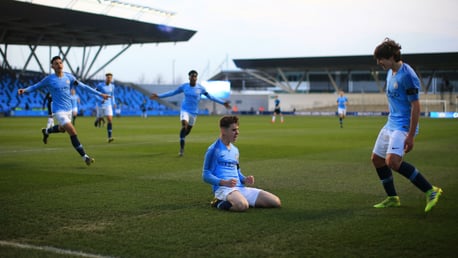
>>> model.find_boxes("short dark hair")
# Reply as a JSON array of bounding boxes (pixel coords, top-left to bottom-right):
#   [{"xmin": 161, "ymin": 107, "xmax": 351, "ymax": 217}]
[
  {"xmin": 188, "ymin": 70, "xmax": 198, "ymax": 76},
  {"xmin": 374, "ymin": 38, "xmax": 402, "ymax": 62},
  {"xmin": 51, "ymin": 56, "xmax": 61, "ymax": 64},
  {"xmin": 220, "ymin": 115, "xmax": 239, "ymax": 128}
]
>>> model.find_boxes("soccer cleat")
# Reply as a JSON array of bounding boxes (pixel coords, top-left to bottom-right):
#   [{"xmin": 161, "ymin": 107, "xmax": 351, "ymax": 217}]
[
  {"xmin": 108, "ymin": 137, "xmax": 114, "ymax": 143},
  {"xmin": 210, "ymin": 198, "xmax": 222, "ymax": 208},
  {"xmin": 373, "ymin": 196, "xmax": 401, "ymax": 208},
  {"xmin": 424, "ymin": 186, "xmax": 443, "ymax": 213},
  {"xmin": 84, "ymin": 156, "xmax": 95, "ymax": 166},
  {"xmin": 41, "ymin": 128, "xmax": 49, "ymax": 144}
]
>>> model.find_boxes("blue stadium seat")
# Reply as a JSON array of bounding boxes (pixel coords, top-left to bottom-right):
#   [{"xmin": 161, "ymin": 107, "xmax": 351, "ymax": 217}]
[{"xmin": 0, "ymin": 70, "xmax": 179, "ymax": 116}]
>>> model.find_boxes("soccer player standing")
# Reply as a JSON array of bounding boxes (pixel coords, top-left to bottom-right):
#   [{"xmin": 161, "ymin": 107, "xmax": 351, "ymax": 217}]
[
  {"xmin": 150, "ymin": 70, "xmax": 231, "ymax": 156},
  {"xmin": 18, "ymin": 56, "xmax": 110, "ymax": 166},
  {"xmin": 371, "ymin": 38, "xmax": 442, "ymax": 212},
  {"xmin": 95, "ymin": 73, "xmax": 116, "ymax": 143},
  {"xmin": 271, "ymin": 96, "xmax": 284, "ymax": 123},
  {"xmin": 336, "ymin": 90, "xmax": 348, "ymax": 128},
  {"xmin": 202, "ymin": 115, "xmax": 281, "ymax": 211}
]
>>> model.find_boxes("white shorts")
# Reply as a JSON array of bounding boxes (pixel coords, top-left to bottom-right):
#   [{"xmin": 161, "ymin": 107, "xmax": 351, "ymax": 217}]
[
  {"xmin": 100, "ymin": 105, "xmax": 113, "ymax": 117},
  {"xmin": 180, "ymin": 111, "xmax": 196, "ymax": 126},
  {"xmin": 372, "ymin": 128, "xmax": 407, "ymax": 158},
  {"xmin": 72, "ymin": 107, "xmax": 78, "ymax": 114},
  {"xmin": 338, "ymin": 108, "xmax": 346, "ymax": 116},
  {"xmin": 214, "ymin": 186, "xmax": 262, "ymax": 207},
  {"xmin": 54, "ymin": 111, "xmax": 72, "ymax": 126}
]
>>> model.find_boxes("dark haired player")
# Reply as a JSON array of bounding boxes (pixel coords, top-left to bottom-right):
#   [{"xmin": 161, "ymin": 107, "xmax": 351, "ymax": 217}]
[
  {"xmin": 150, "ymin": 70, "xmax": 231, "ymax": 156},
  {"xmin": 371, "ymin": 38, "xmax": 442, "ymax": 212},
  {"xmin": 18, "ymin": 56, "xmax": 110, "ymax": 166}
]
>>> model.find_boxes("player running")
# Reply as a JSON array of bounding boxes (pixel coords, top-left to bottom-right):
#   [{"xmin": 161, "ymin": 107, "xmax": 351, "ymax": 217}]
[
  {"xmin": 336, "ymin": 90, "xmax": 348, "ymax": 128},
  {"xmin": 95, "ymin": 72, "xmax": 116, "ymax": 143},
  {"xmin": 18, "ymin": 56, "xmax": 110, "ymax": 166},
  {"xmin": 150, "ymin": 70, "xmax": 231, "ymax": 156}
]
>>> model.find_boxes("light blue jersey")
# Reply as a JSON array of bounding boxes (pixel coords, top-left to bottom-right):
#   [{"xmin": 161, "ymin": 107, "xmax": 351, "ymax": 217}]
[
  {"xmin": 202, "ymin": 138, "xmax": 246, "ymax": 193},
  {"xmin": 96, "ymin": 82, "xmax": 116, "ymax": 107},
  {"xmin": 70, "ymin": 93, "xmax": 79, "ymax": 109},
  {"xmin": 384, "ymin": 63, "xmax": 420, "ymax": 133},
  {"xmin": 24, "ymin": 72, "xmax": 101, "ymax": 113},
  {"xmin": 337, "ymin": 96, "xmax": 348, "ymax": 109},
  {"xmin": 158, "ymin": 83, "xmax": 225, "ymax": 115}
]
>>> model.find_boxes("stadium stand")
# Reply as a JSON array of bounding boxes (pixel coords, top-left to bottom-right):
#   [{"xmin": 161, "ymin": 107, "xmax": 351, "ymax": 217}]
[{"xmin": 0, "ymin": 69, "xmax": 179, "ymax": 117}]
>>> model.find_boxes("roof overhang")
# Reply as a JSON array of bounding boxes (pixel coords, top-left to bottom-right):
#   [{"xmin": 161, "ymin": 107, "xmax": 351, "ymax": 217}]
[
  {"xmin": 0, "ymin": 0, "xmax": 196, "ymax": 46},
  {"xmin": 234, "ymin": 52, "xmax": 458, "ymax": 72}
]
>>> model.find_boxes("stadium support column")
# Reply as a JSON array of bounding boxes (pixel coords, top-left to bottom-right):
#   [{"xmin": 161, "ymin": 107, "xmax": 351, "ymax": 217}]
[
  {"xmin": 327, "ymin": 70, "xmax": 340, "ymax": 92},
  {"xmin": 371, "ymin": 70, "xmax": 385, "ymax": 93}
]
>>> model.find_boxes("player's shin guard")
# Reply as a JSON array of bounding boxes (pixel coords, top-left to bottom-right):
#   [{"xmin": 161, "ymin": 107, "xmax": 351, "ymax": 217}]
[
  {"xmin": 70, "ymin": 135, "xmax": 86, "ymax": 157},
  {"xmin": 376, "ymin": 165, "xmax": 397, "ymax": 196},
  {"xmin": 397, "ymin": 162, "xmax": 432, "ymax": 193}
]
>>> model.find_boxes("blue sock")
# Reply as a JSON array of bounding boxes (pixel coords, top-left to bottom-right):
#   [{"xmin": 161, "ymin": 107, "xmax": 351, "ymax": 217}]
[
  {"xmin": 70, "ymin": 135, "xmax": 85, "ymax": 157},
  {"xmin": 397, "ymin": 162, "xmax": 432, "ymax": 192},
  {"xmin": 107, "ymin": 123, "xmax": 112, "ymax": 138},
  {"xmin": 217, "ymin": 201, "xmax": 232, "ymax": 210},
  {"xmin": 376, "ymin": 165, "xmax": 397, "ymax": 196},
  {"xmin": 180, "ymin": 128, "xmax": 186, "ymax": 149}
]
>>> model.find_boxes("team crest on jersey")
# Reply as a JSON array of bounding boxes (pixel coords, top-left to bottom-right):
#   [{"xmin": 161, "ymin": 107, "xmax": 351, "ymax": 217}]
[
  {"xmin": 393, "ymin": 82, "xmax": 398, "ymax": 89},
  {"xmin": 66, "ymin": 79, "xmax": 70, "ymax": 85}
]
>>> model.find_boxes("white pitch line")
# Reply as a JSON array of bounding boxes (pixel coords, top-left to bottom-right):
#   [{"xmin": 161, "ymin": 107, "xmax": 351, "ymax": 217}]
[
  {"xmin": 0, "ymin": 148, "xmax": 62, "ymax": 155},
  {"xmin": 0, "ymin": 240, "xmax": 115, "ymax": 258}
]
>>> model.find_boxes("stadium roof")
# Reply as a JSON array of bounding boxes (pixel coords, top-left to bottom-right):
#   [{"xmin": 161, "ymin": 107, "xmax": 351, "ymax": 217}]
[
  {"xmin": 218, "ymin": 52, "xmax": 458, "ymax": 93},
  {"xmin": 233, "ymin": 52, "xmax": 458, "ymax": 72},
  {"xmin": 0, "ymin": 0, "xmax": 196, "ymax": 46}
]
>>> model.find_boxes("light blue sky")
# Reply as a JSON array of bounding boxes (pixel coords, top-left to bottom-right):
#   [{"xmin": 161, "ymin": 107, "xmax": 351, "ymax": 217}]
[{"xmin": 6, "ymin": 0, "xmax": 458, "ymax": 84}]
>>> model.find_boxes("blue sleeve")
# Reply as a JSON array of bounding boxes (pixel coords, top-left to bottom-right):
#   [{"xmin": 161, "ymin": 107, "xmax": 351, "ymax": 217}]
[
  {"xmin": 202, "ymin": 143, "xmax": 222, "ymax": 186},
  {"xmin": 407, "ymin": 71, "xmax": 420, "ymax": 102},
  {"xmin": 77, "ymin": 80, "xmax": 103, "ymax": 97},
  {"xmin": 202, "ymin": 91, "xmax": 226, "ymax": 105},
  {"xmin": 24, "ymin": 77, "xmax": 47, "ymax": 93},
  {"xmin": 111, "ymin": 86, "xmax": 116, "ymax": 105},
  {"xmin": 158, "ymin": 86, "xmax": 183, "ymax": 98},
  {"xmin": 238, "ymin": 168, "xmax": 246, "ymax": 184}
]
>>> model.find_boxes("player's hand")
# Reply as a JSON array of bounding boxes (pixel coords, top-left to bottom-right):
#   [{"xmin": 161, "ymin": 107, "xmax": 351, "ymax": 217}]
[
  {"xmin": 224, "ymin": 101, "xmax": 231, "ymax": 109},
  {"xmin": 150, "ymin": 93, "xmax": 159, "ymax": 100},
  {"xmin": 101, "ymin": 94, "xmax": 111, "ymax": 100},
  {"xmin": 244, "ymin": 176, "xmax": 254, "ymax": 185},
  {"xmin": 18, "ymin": 89, "xmax": 25, "ymax": 95},
  {"xmin": 404, "ymin": 135, "xmax": 415, "ymax": 153},
  {"xmin": 221, "ymin": 178, "xmax": 237, "ymax": 187}
]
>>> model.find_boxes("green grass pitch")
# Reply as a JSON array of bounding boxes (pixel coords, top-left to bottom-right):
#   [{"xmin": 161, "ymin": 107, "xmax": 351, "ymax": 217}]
[{"xmin": 0, "ymin": 115, "xmax": 457, "ymax": 257}]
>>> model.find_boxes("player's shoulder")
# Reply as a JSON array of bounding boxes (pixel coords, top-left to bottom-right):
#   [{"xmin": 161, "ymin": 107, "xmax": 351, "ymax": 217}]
[
  {"xmin": 205, "ymin": 139, "xmax": 221, "ymax": 155},
  {"xmin": 62, "ymin": 72, "xmax": 76, "ymax": 80}
]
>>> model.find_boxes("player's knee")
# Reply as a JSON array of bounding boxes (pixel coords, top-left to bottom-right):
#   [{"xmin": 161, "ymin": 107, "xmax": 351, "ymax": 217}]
[
  {"xmin": 386, "ymin": 157, "xmax": 401, "ymax": 171},
  {"xmin": 272, "ymin": 196, "xmax": 282, "ymax": 208},
  {"xmin": 231, "ymin": 200, "xmax": 249, "ymax": 212},
  {"xmin": 256, "ymin": 193, "xmax": 281, "ymax": 208}
]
